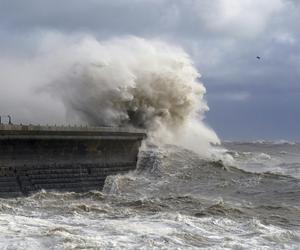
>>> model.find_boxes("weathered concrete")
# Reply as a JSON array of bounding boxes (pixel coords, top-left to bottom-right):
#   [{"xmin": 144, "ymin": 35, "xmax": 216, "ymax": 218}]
[{"xmin": 0, "ymin": 124, "xmax": 146, "ymax": 197}]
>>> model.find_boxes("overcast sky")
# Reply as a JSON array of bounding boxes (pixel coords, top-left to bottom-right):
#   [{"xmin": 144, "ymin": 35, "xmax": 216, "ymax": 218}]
[{"xmin": 0, "ymin": 0, "xmax": 299, "ymax": 140}]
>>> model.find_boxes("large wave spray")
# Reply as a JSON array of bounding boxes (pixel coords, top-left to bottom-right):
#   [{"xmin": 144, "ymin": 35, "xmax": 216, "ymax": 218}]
[
  {"xmin": 44, "ymin": 36, "xmax": 219, "ymax": 156},
  {"xmin": 0, "ymin": 34, "xmax": 219, "ymax": 156}
]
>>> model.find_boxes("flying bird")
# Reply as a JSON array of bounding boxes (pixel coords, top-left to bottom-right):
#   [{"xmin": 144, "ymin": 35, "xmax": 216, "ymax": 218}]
[{"xmin": 256, "ymin": 56, "xmax": 261, "ymax": 60}]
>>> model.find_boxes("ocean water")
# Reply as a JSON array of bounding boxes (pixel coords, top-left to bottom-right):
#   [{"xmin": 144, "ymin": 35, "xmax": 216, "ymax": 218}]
[{"xmin": 0, "ymin": 142, "xmax": 299, "ymax": 249}]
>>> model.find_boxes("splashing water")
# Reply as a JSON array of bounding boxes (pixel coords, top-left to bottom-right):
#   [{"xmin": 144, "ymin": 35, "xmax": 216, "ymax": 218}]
[
  {"xmin": 0, "ymin": 34, "xmax": 299, "ymax": 249},
  {"xmin": 42, "ymin": 36, "xmax": 219, "ymax": 156},
  {"xmin": 0, "ymin": 34, "xmax": 219, "ymax": 156}
]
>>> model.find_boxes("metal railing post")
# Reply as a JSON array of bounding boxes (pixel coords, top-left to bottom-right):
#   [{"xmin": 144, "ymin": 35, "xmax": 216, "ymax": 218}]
[{"xmin": 7, "ymin": 115, "xmax": 12, "ymax": 124}]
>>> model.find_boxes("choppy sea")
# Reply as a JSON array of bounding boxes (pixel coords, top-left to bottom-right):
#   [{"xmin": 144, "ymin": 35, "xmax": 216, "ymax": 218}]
[{"xmin": 0, "ymin": 141, "xmax": 299, "ymax": 249}]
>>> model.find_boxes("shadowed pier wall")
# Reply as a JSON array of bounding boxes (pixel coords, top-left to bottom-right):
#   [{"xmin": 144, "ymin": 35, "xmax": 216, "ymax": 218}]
[{"xmin": 0, "ymin": 124, "xmax": 146, "ymax": 197}]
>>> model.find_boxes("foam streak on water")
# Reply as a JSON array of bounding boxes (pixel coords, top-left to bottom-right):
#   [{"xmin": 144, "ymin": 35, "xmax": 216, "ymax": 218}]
[{"xmin": 0, "ymin": 142, "xmax": 299, "ymax": 249}]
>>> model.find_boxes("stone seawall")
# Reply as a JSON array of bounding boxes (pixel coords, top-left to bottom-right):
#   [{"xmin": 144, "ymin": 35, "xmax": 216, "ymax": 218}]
[{"xmin": 0, "ymin": 125, "xmax": 146, "ymax": 197}]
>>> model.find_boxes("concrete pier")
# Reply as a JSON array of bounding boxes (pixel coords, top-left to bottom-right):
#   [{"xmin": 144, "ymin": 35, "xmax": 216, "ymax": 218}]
[{"xmin": 0, "ymin": 124, "xmax": 146, "ymax": 197}]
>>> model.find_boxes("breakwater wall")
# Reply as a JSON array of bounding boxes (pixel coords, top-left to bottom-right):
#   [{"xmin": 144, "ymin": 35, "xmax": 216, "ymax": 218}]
[{"xmin": 0, "ymin": 124, "xmax": 146, "ymax": 197}]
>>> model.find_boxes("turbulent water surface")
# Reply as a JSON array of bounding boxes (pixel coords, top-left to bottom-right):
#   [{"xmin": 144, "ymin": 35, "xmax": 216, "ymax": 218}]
[{"xmin": 0, "ymin": 142, "xmax": 299, "ymax": 249}]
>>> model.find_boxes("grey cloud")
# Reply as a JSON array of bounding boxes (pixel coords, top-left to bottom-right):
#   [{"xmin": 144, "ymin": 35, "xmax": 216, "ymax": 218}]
[
  {"xmin": 0, "ymin": 0, "xmax": 299, "ymax": 140},
  {"xmin": 0, "ymin": 0, "xmax": 167, "ymax": 34},
  {"xmin": 0, "ymin": 0, "xmax": 294, "ymax": 38}
]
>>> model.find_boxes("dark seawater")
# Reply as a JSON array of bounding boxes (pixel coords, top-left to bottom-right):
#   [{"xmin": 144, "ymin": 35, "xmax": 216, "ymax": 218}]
[{"xmin": 0, "ymin": 142, "xmax": 299, "ymax": 249}]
